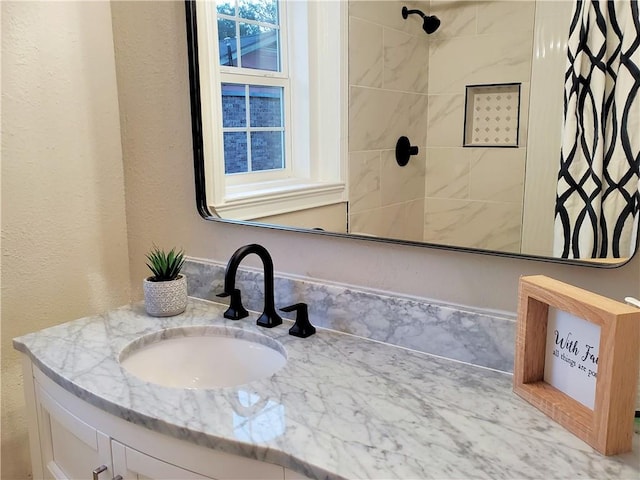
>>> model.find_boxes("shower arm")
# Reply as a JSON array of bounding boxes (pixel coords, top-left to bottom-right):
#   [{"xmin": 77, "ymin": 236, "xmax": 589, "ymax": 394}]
[{"xmin": 402, "ymin": 7, "xmax": 426, "ymax": 20}]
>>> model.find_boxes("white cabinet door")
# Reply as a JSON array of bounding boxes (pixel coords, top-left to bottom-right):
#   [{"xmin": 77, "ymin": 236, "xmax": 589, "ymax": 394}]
[
  {"xmin": 35, "ymin": 383, "xmax": 113, "ymax": 480},
  {"xmin": 112, "ymin": 440, "xmax": 215, "ymax": 480},
  {"xmin": 25, "ymin": 359, "xmax": 290, "ymax": 480},
  {"xmin": 111, "ymin": 439, "xmax": 291, "ymax": 480}
]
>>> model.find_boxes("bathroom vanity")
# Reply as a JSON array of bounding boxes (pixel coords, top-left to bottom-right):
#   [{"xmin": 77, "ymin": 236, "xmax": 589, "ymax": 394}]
[{"xmin": 14, "ymin": 298, "xmax": 639, "ymax": 480}]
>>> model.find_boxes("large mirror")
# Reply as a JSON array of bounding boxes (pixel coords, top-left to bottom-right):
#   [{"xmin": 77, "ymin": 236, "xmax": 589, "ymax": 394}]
[{"xmin": 185, "ymin": 0, "xmax": 640, "ymax": 266}]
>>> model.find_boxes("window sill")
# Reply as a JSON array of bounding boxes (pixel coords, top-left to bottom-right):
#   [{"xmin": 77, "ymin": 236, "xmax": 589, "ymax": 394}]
[{"xmin": 212, "ymin": 181, "xmax": 346, "ymax": 221}]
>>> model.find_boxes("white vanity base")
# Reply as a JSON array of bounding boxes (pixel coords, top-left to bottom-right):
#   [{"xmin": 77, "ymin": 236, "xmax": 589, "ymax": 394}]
[{"xmin": 21, "ymin": 356, "xmax": 308, "ymax": 480}]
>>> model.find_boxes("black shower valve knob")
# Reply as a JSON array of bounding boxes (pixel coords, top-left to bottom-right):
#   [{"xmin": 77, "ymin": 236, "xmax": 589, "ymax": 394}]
[{"xmin": 395, "ymin": 136, "xmax": 419, "ymax": 167}]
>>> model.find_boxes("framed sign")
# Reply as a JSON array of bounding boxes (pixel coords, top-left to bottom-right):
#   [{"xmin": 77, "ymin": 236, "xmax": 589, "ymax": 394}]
[{"xmin": 514, "ymin": 275, "xmax": 640, "ymax": 455}]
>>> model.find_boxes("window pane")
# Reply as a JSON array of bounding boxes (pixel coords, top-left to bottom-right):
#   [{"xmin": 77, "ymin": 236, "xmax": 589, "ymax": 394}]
[
  {"xmin": 222, "ymin": 84, "xmax": 246, "ymax": 127},
  {"xmin": 249, "ymin": 86, "xmax": 282, "ymax": 127},
  {"xmin": 224, "ymin": 132, "xmax": 248, "ymax": 174},
  {"xmin": 251, "ymin": 131, "xmax": 284, "ymax": 171},
  {"xmin": 216, "ymin": 0, "xmax": 235, "ymax": 16},
  {"xmin": 218, "ymin": 19, "xmax": 237, "ymax": 66},
  {"xmin": 239, "ymin": 24, "xmax": 279, "ymax": 71},
  {"xmin": 238, "ymin": 0, "xmax": 278, "ymax": 24}
]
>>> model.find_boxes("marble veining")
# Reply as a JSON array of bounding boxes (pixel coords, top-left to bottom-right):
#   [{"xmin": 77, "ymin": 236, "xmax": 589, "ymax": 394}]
[
  {"xmin": 380, "ymin": 150, "xmax": 426, "ymax": 206},
  {"xmin": 348, "ymin": 87, "xmax": 428, "ymax": 152},
  {"xmin": 348, "ymin": 150, "xmax": 382, "ymax": 214},
  {"xmin": 348, "ymin": 17, "xmax": 383, "ymax": 89},
  {"xmin": 14, "ymin": 299, "xmax": 639, "ymax": 479},
  {"xmin": 351, "ymin": 198, "xmax": 426, "ymax": 242},
  {"xmin": 382, "ymin": 27, "xmax": 430, "ymax": 93},
  {"xmin": 424, "ymin": 198, "xmax": 523, "ymax": 253},
  {"xmin": 183, "ymin": 258, "xmax": 515, "ymax": 372}
]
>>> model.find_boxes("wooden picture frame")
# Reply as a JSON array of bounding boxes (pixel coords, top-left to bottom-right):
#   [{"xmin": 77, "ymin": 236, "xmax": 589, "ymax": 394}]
[{"xmin": 514, "ymin": 275, "xmax": 640, "ymax": 455}]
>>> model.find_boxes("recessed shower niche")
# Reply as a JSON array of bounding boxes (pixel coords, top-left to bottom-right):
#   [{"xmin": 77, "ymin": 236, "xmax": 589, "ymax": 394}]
[{"xmin": 463, "ymin": 83, "xmax": 521, "ymax": 148}]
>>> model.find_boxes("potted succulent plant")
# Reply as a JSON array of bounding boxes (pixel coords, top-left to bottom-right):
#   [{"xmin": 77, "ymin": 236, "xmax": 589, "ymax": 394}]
[{"xmin": 143, "ymin": 245, "xmax": 187, "ymax": 317}]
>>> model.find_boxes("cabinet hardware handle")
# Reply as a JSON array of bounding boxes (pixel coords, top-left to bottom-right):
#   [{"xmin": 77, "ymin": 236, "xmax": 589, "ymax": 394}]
[
  {"xmin": 92, "ymin": 465, "xmax": 108, "ymax": 480},
  {"xmin": 113, "ymin": 476, "xmax": 123, "ymax": 480}
]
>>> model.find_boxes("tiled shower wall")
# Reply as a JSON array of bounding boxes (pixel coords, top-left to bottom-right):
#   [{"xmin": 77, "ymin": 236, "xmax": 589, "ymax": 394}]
[
  {"xmin": 347, "ymin": 0, "xmax": 537, "ymax": 251},
  {"xmin": 347, "ymin": 1, "xmax": 430, "ymax": 241},
  {"xmin": 423, "ymin": 0, "xmax": 535, "ymax": 252}
]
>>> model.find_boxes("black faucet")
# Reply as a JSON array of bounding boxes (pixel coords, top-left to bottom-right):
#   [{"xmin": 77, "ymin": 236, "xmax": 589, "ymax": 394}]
[{"xmin": 217, "ymin": 244, "xmax": 283, "ymax": 328}]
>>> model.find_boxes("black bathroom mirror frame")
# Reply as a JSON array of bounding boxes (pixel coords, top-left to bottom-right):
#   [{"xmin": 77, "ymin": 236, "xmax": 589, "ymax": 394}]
[{"xmin": 184, "ymin": 1, "xmax": 638, "ymax": 269}]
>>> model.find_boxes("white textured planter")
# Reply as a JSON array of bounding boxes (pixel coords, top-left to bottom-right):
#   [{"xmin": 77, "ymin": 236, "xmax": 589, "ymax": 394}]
[{"xmin": 143, "ymin": 274, "xmax": 187, "ymax": 317}]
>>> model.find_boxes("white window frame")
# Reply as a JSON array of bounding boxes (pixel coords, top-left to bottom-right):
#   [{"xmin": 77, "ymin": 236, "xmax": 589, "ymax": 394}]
[{"xmin": 195, "ymin": 0, "xmax": 347, "ymax": 221}]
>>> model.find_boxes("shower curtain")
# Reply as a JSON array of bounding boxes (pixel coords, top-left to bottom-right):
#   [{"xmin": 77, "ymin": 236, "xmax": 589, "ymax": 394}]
[{"xmin": 553, "ymin": 0, "xmax": 640, "ymax": 259}]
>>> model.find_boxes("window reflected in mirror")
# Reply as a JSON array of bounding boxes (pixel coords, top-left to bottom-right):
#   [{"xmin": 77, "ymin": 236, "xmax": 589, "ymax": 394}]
[{"xmin": 190, "ymin": 0, "xmax": 346, "ymax": 223}]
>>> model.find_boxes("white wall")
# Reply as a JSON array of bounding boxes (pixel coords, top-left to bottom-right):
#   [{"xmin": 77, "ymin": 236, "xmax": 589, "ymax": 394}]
[{"xmin": 1, "ymin": 2, "xmax": 131, "ymax": 478}]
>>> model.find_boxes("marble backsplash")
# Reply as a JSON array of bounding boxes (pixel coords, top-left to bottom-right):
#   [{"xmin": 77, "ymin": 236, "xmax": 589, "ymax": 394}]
[{"xmin": 183, "ymin": 258, "xmax": 516, "ymax": 373}]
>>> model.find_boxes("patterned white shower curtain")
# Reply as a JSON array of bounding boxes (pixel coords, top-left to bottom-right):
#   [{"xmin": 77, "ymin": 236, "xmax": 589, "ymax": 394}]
[{"xmin": 553, "ymin": 0, "xmax": 640, "ymax": 259}]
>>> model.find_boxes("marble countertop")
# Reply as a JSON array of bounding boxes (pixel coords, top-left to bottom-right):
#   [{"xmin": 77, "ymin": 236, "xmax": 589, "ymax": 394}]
[{"xmin": 14, "ymin": 298, "xmax": 640, "ymax": 479}]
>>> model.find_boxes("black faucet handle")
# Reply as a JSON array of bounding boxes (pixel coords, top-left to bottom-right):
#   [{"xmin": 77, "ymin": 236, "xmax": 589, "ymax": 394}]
[
  {"xmin": 281, "ymin": 303, "xmax": 316, "ymax": 338},
  {"xmin": 217, "ymin": 288, "xmax": 249, "ymax": 320},
  {"xmin": 280, "ymin": 303, "xmax": 306, "ymax": 313}
]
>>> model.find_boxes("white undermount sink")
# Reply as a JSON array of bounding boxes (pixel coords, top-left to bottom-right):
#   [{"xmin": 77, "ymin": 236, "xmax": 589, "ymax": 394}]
[{"xmin": 119, "ymin": 326, "xmax": 287, "ymax": 389}]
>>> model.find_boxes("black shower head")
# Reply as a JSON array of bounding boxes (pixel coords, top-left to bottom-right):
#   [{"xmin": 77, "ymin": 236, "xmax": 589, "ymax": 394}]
[
  {"xmin": 422, "ymin": 15, "xmax": 441, "ymax": 34},
  {"xmin": 401, "ymin": 6, "xmax": 441, "ymax": 35}
]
